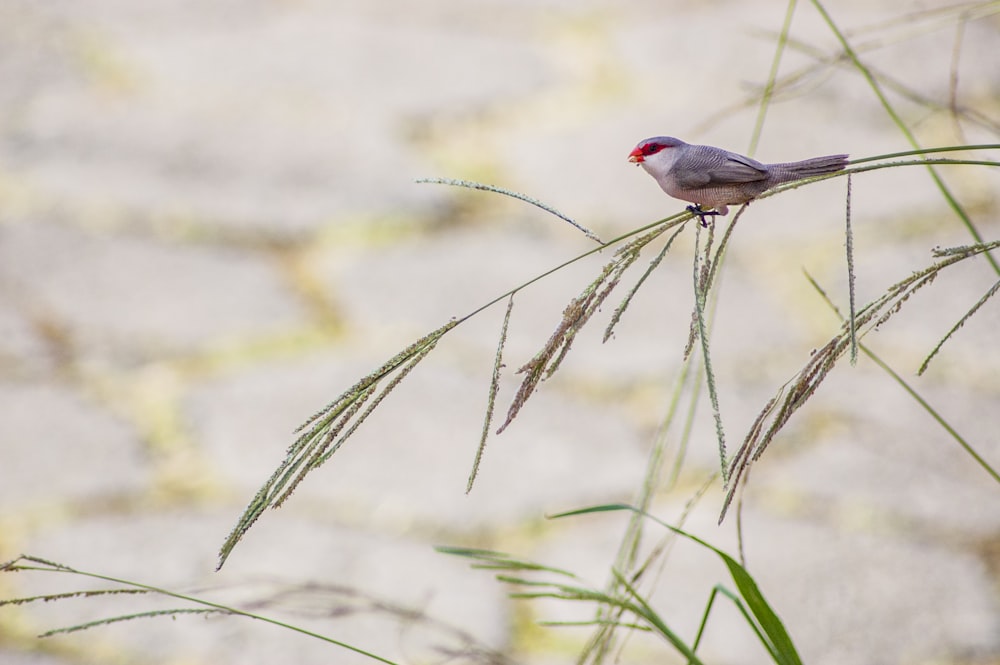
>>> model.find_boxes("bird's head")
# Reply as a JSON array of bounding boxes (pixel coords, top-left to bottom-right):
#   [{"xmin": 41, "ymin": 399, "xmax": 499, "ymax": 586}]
[{"xmin": 628, "ymin": 136, "xmax": 685, "ymax": 164}]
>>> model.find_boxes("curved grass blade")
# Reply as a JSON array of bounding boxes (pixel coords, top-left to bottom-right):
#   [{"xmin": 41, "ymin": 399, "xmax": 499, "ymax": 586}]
[
  {"xmin": 612, "ymin": 569, "xmax": 705, "ymax": 664},
  {"xmin": 810, "ymin": 0, "xmax": 1000, "ymax": 274},
  {"xmin": 416, "ymin": 177, "xmax": 604, "ymax": 244},
  {"xmin": 3, "ymin": 556, "xmax": 402, "ymax": 665},
  {"xmin": 807, "ymin": 274, "xmax": 1000, "ymax": 485},
  {"xmin": 694, "ymin": 584, "xmax": 779, "ymax": 661},
  {"xmin": 721, "ymin": 240, "xmax": 1000, "ymax": 519},
  {"xmin": 552, "ymin": 504, "xmax": 802, "ymax": 665},
  {"xmin": 437, "ymin": 547, "xmax": 706, "ymax": 664},
  {"xmin": 866, "ymin": 347, "xmax": 999, "ymax": 485},
  {"xmin": 747, "ymin": 0, "xmax": 798, "ymax": 158}
]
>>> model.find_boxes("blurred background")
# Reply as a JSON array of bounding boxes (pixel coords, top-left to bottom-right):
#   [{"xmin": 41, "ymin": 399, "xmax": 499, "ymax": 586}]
[{"xmin": 1, "ymin": 1, "xmax": 999, "ymax": 664}]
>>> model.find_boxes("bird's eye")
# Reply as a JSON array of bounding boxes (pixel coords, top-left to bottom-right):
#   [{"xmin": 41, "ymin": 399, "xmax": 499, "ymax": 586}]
[{"xmin": 642, "ymin": 143, "xmax": 662, "ymax": 156}]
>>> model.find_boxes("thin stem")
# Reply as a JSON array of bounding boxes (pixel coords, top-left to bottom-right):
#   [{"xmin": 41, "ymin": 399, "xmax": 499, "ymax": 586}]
[{"xmin": 810, "ymin": 0, "xmax": 1000, "ymax": 274}]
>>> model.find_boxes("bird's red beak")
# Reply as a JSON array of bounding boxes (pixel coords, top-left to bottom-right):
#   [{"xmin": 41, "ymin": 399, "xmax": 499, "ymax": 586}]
[{"xmin": 627, "ymin": 147, "xmax": 644, "ymax": 163}]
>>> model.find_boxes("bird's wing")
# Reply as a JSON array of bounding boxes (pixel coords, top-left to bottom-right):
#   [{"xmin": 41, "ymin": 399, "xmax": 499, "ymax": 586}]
[{"xmin": 673, "ymin": 148, "xmax": 768, "ymax": 189}]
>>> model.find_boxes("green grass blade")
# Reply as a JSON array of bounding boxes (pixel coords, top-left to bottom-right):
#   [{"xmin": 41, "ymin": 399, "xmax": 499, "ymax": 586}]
[
  {"xmin": 809, "ymin": 0, "xmax": 1000, "ymax": 275},
  {"xmin": 714, "ymin": 551, "xmax": 801, "ymax": 665},
  {"xmin": 748, "ymin": 0, "xmax": 798, "ymax": 157},
  {"xmin": 612, "ymin": 569, "xmax": 706, "ymax": 665},
  {"xmin": 864, "ymin": 348, "xmax": 1000, "ymax": 485},
  {"xmin": 805, "ymin": 274, "xmax": 1000, "ymax": 485},
  {"xmin": 4, "ymin": 556, "xmax": 403, "ymax": 665},
  {"xmin": 694, "ymin": 585, "xmax": 777, "ymax": 662},
  {"xmin": 416, "ymin": 178, "xmax": 603, "ymax": 244},
  {"xmin": 553, "ymin": 505, "xmax": 803, "ymax": 665}
]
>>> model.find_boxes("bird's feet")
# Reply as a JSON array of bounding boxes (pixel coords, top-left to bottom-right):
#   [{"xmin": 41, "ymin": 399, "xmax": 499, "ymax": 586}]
[{"xmin": 686, "ymin": 205, "xmax": 720, "ymax": 227}]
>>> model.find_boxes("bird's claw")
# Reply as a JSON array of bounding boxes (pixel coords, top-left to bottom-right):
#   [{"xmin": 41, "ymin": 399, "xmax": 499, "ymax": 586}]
[{"xmin": 686, "ymin": 205, "xmax": 720, "ymax": 227}]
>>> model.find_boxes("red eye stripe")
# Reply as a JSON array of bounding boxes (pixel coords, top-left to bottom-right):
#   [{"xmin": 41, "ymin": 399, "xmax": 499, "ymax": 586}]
[{"xmin": 641, "ymin": 142, "xmax": 663, "ymax": 156}]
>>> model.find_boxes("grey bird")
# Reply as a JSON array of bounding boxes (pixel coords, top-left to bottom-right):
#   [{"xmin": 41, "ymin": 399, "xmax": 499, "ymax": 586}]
[{"xmin": 628, "ymin": 136, "xmax": 848, "ymax": 222}]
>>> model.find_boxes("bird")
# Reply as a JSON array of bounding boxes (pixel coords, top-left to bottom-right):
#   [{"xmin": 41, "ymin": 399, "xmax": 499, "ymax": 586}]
[{"xmin": 628, "ymin": 136, "xmax": 848, "ymax": 224}]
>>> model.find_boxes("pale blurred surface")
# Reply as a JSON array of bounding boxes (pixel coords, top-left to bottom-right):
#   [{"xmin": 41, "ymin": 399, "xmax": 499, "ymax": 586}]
[{"xmin": 1, "ymin": 1, "xmax": 999, "ymax": 664}]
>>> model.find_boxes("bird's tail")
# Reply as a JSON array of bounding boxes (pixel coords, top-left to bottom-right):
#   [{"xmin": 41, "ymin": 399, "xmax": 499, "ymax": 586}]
[{"xmin": 769, "ymin": 154, "xmax": 849, "ymax": 184}]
